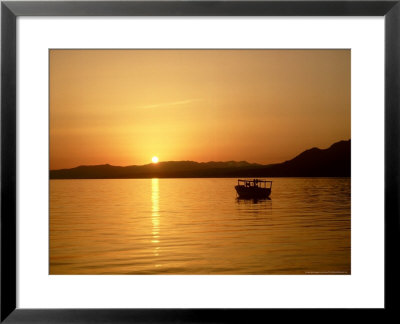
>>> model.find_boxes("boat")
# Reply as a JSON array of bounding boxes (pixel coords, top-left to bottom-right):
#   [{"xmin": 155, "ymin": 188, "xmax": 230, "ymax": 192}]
[{"xmin": 235, "ymin": 179, "xmax": 272, "ymax": 199}]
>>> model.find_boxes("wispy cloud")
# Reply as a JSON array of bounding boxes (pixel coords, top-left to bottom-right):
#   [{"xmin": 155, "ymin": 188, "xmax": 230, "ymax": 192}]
[{"xmin": 139, "ymin": 99, "xmax": 201, "ymax": 109}]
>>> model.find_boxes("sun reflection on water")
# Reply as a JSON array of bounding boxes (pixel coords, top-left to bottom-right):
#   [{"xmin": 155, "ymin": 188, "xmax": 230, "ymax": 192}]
[{"xmin": 151, "ymin": 178, "xmax": 160, "ymax": 259}]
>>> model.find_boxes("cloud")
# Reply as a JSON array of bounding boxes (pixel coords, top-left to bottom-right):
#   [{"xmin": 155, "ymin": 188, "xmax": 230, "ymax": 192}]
[{"xmin": 139, "ymin": 99, "xmax": 201, "ymax": 109}]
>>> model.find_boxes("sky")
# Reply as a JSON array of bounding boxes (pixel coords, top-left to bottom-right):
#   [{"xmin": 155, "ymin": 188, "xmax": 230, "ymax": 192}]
[{"xmin": 50, "ymin": 49, "xmax": 350, "ymax": 170}]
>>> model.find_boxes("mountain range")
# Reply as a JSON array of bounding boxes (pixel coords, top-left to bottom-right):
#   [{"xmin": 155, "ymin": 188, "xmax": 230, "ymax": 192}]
[{"xmin": 50, "ymin": 139, "xmax": 350, "ymax": 179}]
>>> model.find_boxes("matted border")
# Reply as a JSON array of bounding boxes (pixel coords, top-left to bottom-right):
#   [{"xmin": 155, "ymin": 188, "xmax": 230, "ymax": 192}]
[{"xmin": 1, "ymin": 1, "xmax": 399, "ymax": 322}]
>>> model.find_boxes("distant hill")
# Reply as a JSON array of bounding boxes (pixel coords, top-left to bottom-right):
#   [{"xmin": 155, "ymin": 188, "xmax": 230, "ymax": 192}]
[
  {"xmin": 247, "ymin": 139, "xmax": 351, "ymax": 177},
  {"xmin": 50, "ymin": 140, "xmax": 350, "ymax": 179}
]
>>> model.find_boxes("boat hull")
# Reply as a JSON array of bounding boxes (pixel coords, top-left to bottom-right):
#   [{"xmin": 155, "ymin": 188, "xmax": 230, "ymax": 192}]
[{"xmin": 235, "ymin": 185, "xmax": 271, "ymax": 199}]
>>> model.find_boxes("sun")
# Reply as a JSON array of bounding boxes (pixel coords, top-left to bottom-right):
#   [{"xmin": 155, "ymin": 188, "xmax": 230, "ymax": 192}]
[{"xmin": 152, "ymin": 156, "xmax": 159, "ymax": 163}]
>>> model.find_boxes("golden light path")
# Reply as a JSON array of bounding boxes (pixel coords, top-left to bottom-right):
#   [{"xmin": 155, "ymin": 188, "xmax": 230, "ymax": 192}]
[{"xmin": 151, "ymin": 178, "xmax": 161, "ymax": 265}]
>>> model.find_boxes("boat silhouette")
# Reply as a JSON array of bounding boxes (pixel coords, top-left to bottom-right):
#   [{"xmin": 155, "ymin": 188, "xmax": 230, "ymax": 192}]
[{"xmin": 235, "ymin": 179, "xmax": 272, "ymax": 199}]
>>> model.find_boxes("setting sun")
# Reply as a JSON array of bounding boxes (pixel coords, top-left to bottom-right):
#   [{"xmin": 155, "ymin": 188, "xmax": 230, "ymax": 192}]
[{"xmin": 152, "ymin": 156, "xmax": 159, "ymax": 163}]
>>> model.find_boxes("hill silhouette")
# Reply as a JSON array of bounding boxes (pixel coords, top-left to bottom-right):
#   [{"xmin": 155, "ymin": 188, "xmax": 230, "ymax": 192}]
[{"xmin": 50, "ymin": 140, "xmax": 350, "ymax": 179}]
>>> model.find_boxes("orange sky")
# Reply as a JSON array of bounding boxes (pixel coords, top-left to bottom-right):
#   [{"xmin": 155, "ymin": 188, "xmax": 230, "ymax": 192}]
[{"xmin": 50, "ymin": 49, "xmax": 350, "ymax": 170}]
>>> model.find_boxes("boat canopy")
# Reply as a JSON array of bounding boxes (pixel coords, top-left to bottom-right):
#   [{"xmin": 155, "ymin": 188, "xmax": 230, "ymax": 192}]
[{"xmin": 237, "ymin": 179, "xmax": 272, "ymax": 189}]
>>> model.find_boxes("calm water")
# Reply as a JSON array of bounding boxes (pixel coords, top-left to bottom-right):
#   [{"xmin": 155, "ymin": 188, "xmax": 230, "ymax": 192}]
[{"xmin": 50, "ymin": 178, "xmax": 350, "ymax": 274}]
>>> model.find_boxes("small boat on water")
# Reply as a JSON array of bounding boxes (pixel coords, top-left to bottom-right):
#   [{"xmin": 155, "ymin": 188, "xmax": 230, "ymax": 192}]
[{"xmin": 235, "ymin": 179, "xmax": 272, "ymax": 199}]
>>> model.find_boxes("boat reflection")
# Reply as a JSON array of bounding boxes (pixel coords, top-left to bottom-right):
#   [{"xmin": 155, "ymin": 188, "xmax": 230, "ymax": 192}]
[{"xmin": 236, "ymin": 197, "xmax": 271, "ymax": 204}]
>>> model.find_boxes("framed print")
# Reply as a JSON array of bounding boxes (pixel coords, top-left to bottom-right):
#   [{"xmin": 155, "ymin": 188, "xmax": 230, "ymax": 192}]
[{"xmin": 1, "ymin": 0, "xmax": 399, "ymax": 322}]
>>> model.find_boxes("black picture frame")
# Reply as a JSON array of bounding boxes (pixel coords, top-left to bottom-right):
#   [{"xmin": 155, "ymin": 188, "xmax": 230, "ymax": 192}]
[{"xmin": 1, "ymin": 0, "xmax": 399, "ymax": 322}]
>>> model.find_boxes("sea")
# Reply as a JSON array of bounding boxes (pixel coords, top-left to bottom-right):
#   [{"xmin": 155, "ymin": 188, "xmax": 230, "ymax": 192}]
[{"xmin": 50, "ymin": 178, "xmax": 350, "ymax": 275}]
